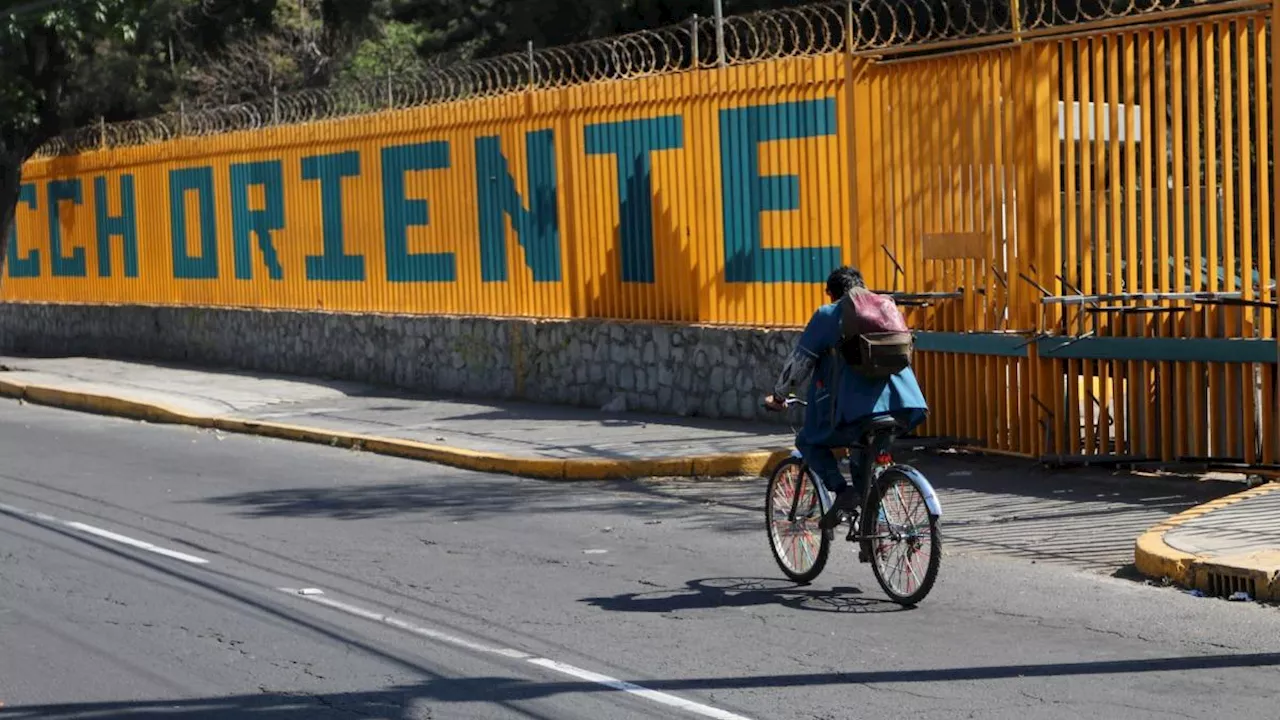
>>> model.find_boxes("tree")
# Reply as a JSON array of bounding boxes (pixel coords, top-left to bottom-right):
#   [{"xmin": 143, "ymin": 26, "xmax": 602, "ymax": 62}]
[
  {"xmin": 0, "ymin": 0, "xmax": 184, "ymax": 281},
  {"xmin": 394, "ymin": 0, "xmax": 810, "ymax": 62}
]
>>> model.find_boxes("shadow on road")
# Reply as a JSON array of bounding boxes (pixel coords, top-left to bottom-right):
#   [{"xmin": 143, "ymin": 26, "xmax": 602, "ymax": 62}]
[
  {"xmin": 7, "ymin": 651, "xmax": 1280, "ymax": 719},
  {"xmin": 197, "ymin": 447, "xmax": 1241, "ymax": 573},
  {"xmin": 581, "ymin": 576, "xmax": 906, "ymax": 615},
  {"xmin": 196, "ymin": 476, "xmax": 761, "ymax": 535}
]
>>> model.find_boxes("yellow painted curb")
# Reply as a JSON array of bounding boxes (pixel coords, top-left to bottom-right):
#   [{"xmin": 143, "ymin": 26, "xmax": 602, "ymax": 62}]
[
  {"xmin": 691, "ymin": 450, "xmax": 791, "ymax": 478},
  {"xmin": 1, "ymin": 378, "xmax": 217, "ymax": 428},
  {"xmin": 0, "ymin": 376, "xmax": 786, "ymax": 481},
  {"xmin": 561, "ymin": 457, "xmax": 693, "ymax": 480},
  {"xmin": 1133, "ymin": 482, "xmax": 1280, "ymax": 600}
]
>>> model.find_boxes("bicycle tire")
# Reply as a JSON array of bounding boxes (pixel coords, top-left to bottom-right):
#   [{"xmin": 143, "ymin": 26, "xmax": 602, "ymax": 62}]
[
  {"xmin": 866, "ymin": 466, "xmax": 941, "ymax": 606},
  {"xmin": 765, "ymin": 458, "xmax": 830, "ymax": 584}
]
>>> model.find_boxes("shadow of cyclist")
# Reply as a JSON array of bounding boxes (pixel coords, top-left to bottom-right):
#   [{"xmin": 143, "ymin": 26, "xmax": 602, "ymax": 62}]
[{"xmin": 581, "ymin": 576, "xmax": 910, "ymax": 615}]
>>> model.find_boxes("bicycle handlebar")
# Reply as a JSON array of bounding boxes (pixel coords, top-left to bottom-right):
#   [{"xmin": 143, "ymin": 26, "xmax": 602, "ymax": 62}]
[{"xmin": 763, "ymin": 395, "xmax": 807, "ymax": 412}]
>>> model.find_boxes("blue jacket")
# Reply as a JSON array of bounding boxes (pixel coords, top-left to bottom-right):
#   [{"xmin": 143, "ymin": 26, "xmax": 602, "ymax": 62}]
[{"xmin": 787, "ymin": 302, "xmax": 929, "ymax": 446}]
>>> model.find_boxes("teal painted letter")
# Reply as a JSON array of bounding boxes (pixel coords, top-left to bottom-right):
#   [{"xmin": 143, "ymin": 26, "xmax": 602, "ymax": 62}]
[
  {"xmin": 48, "ymin": 179, "xmax": 86, "ymax": 277},
  {"xmin": 5, "ymin": 183, "xmax": 39, "ymax": 278},
  {"xmin": 584, "ymin": 116, "xmax": 683, "ymax": 284},
  {"xmin": 381, "ymin": 142, "xmax": 454, "ymax": 282},
  {"xmin": 94, "ymin": 175, "xmax": 139, "ymax": 278},
  {"xmin": 302, "ymin": 151, "xmax": 365, "ymax": 281},
  {"xmin": 230, "ymin": 160, "xmax": 285, "ymax": 280},
  {"xmin": 169, "ymin": 167, "xmax": 219, "ymax": 279},
  {"xmin": 475, "ymin": 130, "xmax": 561, "ymax": 282},
  {"xmin": 719, "ymin": 98, "xmax": 840, "ymax": 283}
]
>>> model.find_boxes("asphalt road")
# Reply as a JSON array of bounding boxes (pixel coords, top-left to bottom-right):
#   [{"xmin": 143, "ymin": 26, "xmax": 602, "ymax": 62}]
[{"xmin": 0, "ymin": 401, "xmax": 1276, "ymax": 719}]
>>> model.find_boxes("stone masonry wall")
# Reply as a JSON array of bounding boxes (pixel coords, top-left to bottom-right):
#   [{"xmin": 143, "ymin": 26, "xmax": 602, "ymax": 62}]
[{"xmin": 0, "ymin": 303, "xmax": 799, "ymax": 422}]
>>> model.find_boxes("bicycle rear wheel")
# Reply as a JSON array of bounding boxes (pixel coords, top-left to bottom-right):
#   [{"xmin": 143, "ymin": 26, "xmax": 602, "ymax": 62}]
[
  {"xmin": 866, "ymin": 466, "xmax": 941, "ymax": 606},
  {"xmin": 765, "ymin": 458, "xmax": 830, "ymax": 584}
]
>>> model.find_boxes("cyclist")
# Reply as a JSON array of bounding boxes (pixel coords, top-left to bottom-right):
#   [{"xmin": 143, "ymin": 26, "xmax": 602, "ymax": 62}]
[{"xmin": 763, "ymin": 265, "xmax": 929, "ymax": 528}]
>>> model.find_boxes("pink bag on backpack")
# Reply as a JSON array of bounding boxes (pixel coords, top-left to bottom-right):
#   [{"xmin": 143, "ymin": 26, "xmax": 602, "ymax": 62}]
[{"xmin": 836, "ymin": 288, "xmax": 914, "ymax": 380}]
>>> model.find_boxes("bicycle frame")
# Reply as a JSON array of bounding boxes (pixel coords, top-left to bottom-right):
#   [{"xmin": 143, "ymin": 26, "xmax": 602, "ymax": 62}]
[
  {"xmin": 775, "ymin": 396, "xmax": 942, "ymax": 524},
  {"xmin": 785, "ymin": 439, "xmax": 944, "ymax": 525}
]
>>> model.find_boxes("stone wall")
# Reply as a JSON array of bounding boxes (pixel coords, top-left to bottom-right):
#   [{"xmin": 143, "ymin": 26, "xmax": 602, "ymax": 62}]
[{"xmin": 0, "ymin": 303, "xmax": 798, "ymax": 422}]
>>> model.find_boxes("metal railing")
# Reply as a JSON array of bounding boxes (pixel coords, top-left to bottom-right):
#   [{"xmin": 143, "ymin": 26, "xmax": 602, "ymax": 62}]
[{"xmin": 32, "ymin": 0, "xmax": 1236, "ymax": 158}]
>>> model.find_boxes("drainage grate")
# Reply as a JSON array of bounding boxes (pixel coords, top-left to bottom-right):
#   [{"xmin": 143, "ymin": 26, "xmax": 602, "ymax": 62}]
[{"xmin": 1205, "ymin": 572, "xmax": 1256, "ymax": 599}]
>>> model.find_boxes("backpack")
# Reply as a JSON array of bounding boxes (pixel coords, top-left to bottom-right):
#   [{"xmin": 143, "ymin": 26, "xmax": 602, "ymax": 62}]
[{"xmin": 836, "ymin": 287, "xmax": 914, "ymax": 380}]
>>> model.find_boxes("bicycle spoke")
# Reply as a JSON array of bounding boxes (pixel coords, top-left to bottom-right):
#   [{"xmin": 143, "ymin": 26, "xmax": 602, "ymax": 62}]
[
  {"xmin": 798, "ymin": 532, "xmax": 814, "ymax": 566},
  {"xmin": 893, "ymin": 483, "xmax": 913, "ymax": 523},
  {"xmin": 901, "ymin": 484, "xmax": 925, "ymax": 523},
  {"xmin": 903, "ymin": 547, "xmax": 923, "ymax": 591}
]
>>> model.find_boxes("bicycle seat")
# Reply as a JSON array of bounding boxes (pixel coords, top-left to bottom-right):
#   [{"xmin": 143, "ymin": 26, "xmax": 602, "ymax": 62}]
[
  {"xmin": 863, "ymin": 415, "xmax": 904, "ymax": 435},
  {"xmin": 846, "ymin": 415, "xmax": 904, "ymax": 449}
]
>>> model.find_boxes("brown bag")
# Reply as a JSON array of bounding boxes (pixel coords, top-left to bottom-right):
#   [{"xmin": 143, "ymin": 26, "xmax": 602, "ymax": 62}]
[{"xmin": 836, "ymin": 287, "xmax": 914, "ymax": 380}]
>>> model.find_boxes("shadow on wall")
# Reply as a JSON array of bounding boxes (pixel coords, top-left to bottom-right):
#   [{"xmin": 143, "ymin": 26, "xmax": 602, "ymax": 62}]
[{"xmin": 582, "ymin": 185, "xmax": 710, "ymax": 323}]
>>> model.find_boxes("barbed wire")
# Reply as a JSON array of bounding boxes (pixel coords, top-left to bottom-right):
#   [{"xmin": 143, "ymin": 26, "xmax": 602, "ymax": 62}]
[{"xmin": 33, "ymin": 0, "xmax": 1241, "ymax": 158}]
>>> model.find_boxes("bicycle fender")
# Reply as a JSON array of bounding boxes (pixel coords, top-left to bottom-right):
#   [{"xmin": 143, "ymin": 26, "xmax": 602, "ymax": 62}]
[{"xmin": 887, "ymin": 464, "xmax": 943, "ymax": 517}]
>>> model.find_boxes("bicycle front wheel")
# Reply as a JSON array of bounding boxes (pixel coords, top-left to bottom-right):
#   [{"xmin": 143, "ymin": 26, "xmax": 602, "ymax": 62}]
[
  {"xmin": 765, "ymin": 458, "xmax": 830, "ymax": 584},
  {"xmin": 866, "ymin": 466, "xmax": 941, "ymax": 606}
]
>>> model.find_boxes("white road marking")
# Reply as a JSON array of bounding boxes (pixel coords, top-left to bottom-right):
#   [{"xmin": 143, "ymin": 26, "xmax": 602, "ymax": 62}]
[
  {"xmin": 2, "ymin": 502, "xmax": 750, "ymax": 719},
  {"xmin": 0, "ymin": 502, "xmax": 60, "ymax": 524},
  {"xmin": 281, "ymin": 588, "xmax": 754, "ymax": 720},
  {"xmin": 0, "ymin": 502, "xmax": 209, "ymax": 564},
  {"xmin": 527, "ymin": 658, "xmax": 754, "ymax": 720},
  {"xmin": 280, "ymin": 589, "xmax": 512, "ymax": 656},
  {"xmin": 64, "ymin": 521, "xmax": 210, "ymax": 564}
]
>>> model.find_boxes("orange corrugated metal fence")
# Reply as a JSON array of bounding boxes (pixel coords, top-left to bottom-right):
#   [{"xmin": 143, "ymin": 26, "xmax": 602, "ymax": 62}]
[
  {"xmin": 851, "ymin": 12, "xmax": 1277, "ymax": 466},
  {"xmin": 5, "ymin": 56, "xmax": 849, "ymax": 328},
  {"xmin": 3, "ymin": 3, "xmax": 1277, "ymax": 467}
]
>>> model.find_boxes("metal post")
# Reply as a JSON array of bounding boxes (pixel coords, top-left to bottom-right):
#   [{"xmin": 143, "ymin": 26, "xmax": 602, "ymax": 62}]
[
  {"xmin": 528, "ymin": 40, "xmax": 536, "ymax": 88},
  {"xmin": 713, "ymin": 0, "xmax": 726, "ymax": 68},
  {"xmin": 690, "ymin": 14, "xmax": 699, "ymax": 69},
  {"xmin": 1273, "ymin": 0, "xmax": 1280, "ymax": 456},
  {"xmin": 845, "ymin": 0, "xmax": 854, "ymax": 55},
  {"xmin": 99, "ymin": 117, "xmax": 107, "ymax": 150},
  {"xmin": 272, "ymin": 87, "xmax": 280, "ymax": 124},
  {"xmin": 386, "ymin": 68, "xmax": 394, "ymax": 108},
  {"xmin": 1011, "ymin": 0, "xmax": 1023, "ymax": 41}
]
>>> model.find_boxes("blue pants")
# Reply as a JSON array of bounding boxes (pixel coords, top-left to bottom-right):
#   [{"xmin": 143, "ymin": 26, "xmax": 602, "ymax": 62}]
[{"xmin": 796, "ymin": 423, "xmax": 868, "ymax": 495}]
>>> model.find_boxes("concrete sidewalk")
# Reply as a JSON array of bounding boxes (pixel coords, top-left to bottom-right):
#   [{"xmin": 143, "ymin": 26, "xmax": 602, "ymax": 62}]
[
  {"xmin": 1136, "ymin": 482, "xmax": 1280, "ymax": 601},
  {"xmin": 0, "ymin": 356, "xmax": 795, "ymax": 479}
]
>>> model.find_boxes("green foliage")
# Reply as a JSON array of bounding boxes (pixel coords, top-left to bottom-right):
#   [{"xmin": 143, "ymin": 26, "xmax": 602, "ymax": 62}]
[
  {"xmin": 2, "ymin": 0, "xmax": 185, "ymax": 144},
  {"xmin": 342, "ymin": 20, "xmax": 432, "ymax": 83}
]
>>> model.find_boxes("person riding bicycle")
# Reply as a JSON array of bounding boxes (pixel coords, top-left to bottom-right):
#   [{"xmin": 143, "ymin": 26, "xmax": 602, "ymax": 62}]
[{"xmin": 763, "ymin": 265, "xmax": 929, "ymax": 526}]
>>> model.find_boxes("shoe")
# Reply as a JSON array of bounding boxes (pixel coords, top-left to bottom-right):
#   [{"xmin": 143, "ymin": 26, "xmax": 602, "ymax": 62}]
[{"xmin": 820, "ymin": 486, "xmax": 860, "ymax": 530}]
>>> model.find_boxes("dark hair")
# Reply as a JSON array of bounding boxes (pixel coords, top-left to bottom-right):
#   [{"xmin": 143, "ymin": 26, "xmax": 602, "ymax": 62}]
[{"xmin": 825, "ymin": 265, "xmax": 865, "ymax": 299}]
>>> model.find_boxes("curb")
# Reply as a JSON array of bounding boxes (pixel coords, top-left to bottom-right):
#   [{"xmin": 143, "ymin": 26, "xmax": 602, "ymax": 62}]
[
  {"xmin": 0, "ymin": 377, "xmax": 790, "ymax": 481},
  {"xmin": 1134, "ymin": 482, "xmax": 1280, "ymax": 601}
]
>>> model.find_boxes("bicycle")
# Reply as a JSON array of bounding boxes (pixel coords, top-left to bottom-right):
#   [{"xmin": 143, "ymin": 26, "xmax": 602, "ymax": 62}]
[{"xmin": 763, "ymin": 396, "xmax": 943, "ymax": 606}]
